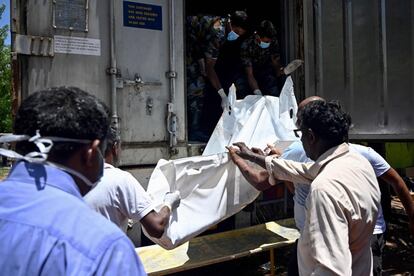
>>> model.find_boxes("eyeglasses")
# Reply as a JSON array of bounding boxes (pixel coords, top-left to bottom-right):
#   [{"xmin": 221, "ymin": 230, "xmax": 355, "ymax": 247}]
[{"xmin": 293, "ymin": 128, "xmax": 302, "ymax": 138}]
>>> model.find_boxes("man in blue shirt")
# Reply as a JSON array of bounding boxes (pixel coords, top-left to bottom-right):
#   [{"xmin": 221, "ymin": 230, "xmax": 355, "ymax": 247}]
[{"xmin": 0, "ymin": 87, "xmax": 146, "ymax": 275}]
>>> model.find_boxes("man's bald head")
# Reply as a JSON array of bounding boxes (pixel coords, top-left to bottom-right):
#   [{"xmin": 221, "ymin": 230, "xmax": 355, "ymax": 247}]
[
  {"xmin": 298, "ymin": 96, "xmax": 325, "ymax": 111},
  {"xmin": 296, "ymin": 96, "xmax": 325, "ymax": 128}
]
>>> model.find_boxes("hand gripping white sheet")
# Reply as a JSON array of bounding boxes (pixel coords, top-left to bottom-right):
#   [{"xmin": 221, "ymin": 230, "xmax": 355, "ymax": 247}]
[
  {"xmin": 144, "ymin": 153, "xmax": 260, "ymax": 249},
  {"xmin": 203, "ymin": 76, "xmax": 298, "ymax": 155},
  {"xmin": 144, "ymin": 77, "xmax": 299, "ymax": 249}
]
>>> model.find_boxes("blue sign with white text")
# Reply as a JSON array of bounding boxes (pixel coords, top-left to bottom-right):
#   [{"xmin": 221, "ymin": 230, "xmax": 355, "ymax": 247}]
[{"xmin": 123, "ymin": 1, "xmax": 162, "ymax": 31}]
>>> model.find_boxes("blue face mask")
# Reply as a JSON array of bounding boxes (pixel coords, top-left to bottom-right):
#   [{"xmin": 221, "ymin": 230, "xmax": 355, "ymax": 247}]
[
  {"xmin": 259, "ymin": 41, "xmax": 271, "ymax": 49},
  {"xmin": 227, "ymin": 31, "xmax": 239, "ymax": 41}
]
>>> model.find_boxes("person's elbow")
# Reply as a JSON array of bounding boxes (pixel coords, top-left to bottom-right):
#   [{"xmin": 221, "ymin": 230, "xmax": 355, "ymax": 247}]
[
  {"xmin": 146, "ymin": 215, "xmax": 167, "ymax": 238},
  {"xmin": 146, "ymin": 224, "xmax": 165, "ymax": 239},
  {"xmin": 140, "ymin": 212, "xmax": 168, "ymax": 238}
]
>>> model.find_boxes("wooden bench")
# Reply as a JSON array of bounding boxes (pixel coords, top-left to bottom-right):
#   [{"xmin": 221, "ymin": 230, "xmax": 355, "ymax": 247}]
[{"xmin": 136, "ymin": 218, "xmax": 299, "ymax": 276}]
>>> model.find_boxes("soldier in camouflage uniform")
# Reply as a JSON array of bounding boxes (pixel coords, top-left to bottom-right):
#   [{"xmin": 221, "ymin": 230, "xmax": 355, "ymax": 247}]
[
  {"xmin": 187, "ymin": 13, "xmax": 250, "ymax": 232},
  {"xmin": 186, "ymin": 15, "xmax": 225, "ymax": 142},
  {"xmin": 201, "ymin": 11, "xmax": 249, "ymax": 136},
  {"xmin": 240, "ymin": 20, "xmax": 283, "ymax": 97}
]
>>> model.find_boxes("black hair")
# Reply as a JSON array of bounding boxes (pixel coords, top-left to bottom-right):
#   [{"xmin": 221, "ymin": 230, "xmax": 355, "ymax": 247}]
[
  {"xmin": 298, "ymin": 100, "xmax": 352, "ymax": 146},
  {"xmin": 14, "ymin": 87, "xmax": 110, "ymax": 162},
  {"xmin": 229, "ymin": 11, "xmax": 248, "ymax": 31},
  {"xmin": 256, "ymin": 20, "xmax": 277, "ymax": 39}
]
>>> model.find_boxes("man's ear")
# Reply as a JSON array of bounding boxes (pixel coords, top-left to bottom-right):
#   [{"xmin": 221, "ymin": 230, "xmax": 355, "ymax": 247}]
[{"xmin": 85, "ymin": 139, "xmax": 101, "ymax": 167}]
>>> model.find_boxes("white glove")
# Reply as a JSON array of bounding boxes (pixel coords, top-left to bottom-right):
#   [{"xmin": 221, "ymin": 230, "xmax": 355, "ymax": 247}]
[
  {"xmin": 253, "ymin": 89, "xmax": 263, "ymax": 96},
  {"xmin": 163, "ymin": 191, "xmax": 181, "ymax": 211},
  {"xmin": 217, "ymin": 88, "xmax": 229, "ymax": 110}
]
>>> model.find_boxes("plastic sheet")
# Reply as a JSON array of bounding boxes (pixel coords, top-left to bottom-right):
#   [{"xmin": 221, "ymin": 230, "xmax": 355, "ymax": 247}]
[
  {"xmin": 144, "ymin": 77, "xmax": 299, "ymax": 249},
  {"xmin": 203, "ymin": 76, "xmax": 298, "ymax": 155}
]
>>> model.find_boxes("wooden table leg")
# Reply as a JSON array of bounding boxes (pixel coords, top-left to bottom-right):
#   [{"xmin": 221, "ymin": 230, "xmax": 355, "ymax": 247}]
[{"xmin": 270, "ymin": 248, "xmax": 275, "ymax": 276}]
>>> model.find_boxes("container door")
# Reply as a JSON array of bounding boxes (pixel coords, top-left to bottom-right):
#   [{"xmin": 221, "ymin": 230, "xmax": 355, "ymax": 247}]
[
  {"xmin": 300, "ymin": 0, "xmax": 414, "ymax": 140},
  {"xmin": 12, "ymin": 0, "xmax": 186, "ymax": 167},
  {"xmin": 115, "ymin": 0, "xmax": 186, "ymax": 166}
]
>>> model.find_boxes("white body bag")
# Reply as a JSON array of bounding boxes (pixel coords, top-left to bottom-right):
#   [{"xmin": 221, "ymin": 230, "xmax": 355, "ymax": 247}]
[{"xmin": 145, "ymin": 77, "xmax": 298, "ymax": 249}]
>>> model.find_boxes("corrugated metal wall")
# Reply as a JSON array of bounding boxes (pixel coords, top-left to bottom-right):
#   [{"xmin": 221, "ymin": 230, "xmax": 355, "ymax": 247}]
[{"xmin": 300, "ymin": 0, "xmax": 414, "ymax": 140}]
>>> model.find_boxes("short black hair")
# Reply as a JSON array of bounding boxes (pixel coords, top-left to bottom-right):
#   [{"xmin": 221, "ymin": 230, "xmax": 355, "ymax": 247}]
[
  {"xmin": 298, "ymin": 100, "xmax": 351, "ymax": 146},
  {"xmin": 14, "ymin": 87, "xmax": 110, "ymax": 161},
  {"xmin": 256, "ymin": 20, "xmax": 277, "ymax": 39},
  {"xmin": 229, "ymin": 11, "xmax": 248, "ymax": 31}
]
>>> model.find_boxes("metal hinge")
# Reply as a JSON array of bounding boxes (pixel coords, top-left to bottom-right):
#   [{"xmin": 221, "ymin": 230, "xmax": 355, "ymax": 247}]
[
  {"xmin": 13, "ymin": 34, "xmax": 54, "ymax": 57},
  {"xmin": 166, "ymin": 71, "xmax": 177, "ymax": 79},
  {"xmin": 106, "ymin": 67, "xmax": 120, "ymax": 75}
]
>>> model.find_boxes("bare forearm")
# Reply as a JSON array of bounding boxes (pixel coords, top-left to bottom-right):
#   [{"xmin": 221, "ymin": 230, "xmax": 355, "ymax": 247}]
[
  {"xmin": 141, "ymin": 207, "xmax": 171, "ymax": 238},
  {"xmin": 206, "ymin": 70, "xmax": 222, "ymax": 91},
  {"xmin": 393, "ymin": 182, "xmax": 414, "ymax": 215},
  {"xmin": 271, "ymin": 55, "xmax": 283, "ymax": 76},
  {"xmin": 233, "ymin": 156, "xmax": 272, "ymax": 191},
  {"xmin": 245, "ymin": 67, "xmax": 259, "ymax": 91},
  {"xmin": 158, "ymin": 206, "xmax": 171, "ymax": 227},
  {"xmin": 247, "ymin": 76, "xmax": 259, "ymax": 91},
  {"xmin": 382, "ymin": 169, "xmax": 414, "ymax": 215},
  {"xmin": 206, "ymin": 59, "xmax": 222, "ymax": 91},
  {"xmin": 241, "ymin": 151, "xmax": 267, "ymax": 169},
  {"xmin": 392, "ymin": 183, "xmax": 414, "ymax": 236},
  {"xmin": 380, "ymin": 168, "xmax": 414, "ymax": 236}
]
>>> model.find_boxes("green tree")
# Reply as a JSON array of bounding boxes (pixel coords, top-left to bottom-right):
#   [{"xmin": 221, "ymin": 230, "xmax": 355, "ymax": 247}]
[{"xmin": 0, "ymin": 3, "xmax": 11, "ymax": 132}]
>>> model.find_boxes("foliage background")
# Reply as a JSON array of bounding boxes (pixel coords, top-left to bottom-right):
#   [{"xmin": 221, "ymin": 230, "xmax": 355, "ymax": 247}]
[{"xmin": 0, "ymin": 3, "xmax": 11, "ymax": 132}]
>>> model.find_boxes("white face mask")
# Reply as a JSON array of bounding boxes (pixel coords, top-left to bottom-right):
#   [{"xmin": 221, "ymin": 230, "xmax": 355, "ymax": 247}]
[{"xmin": 0, "ymin": 130, "xmax": 100, "ymax": 187}]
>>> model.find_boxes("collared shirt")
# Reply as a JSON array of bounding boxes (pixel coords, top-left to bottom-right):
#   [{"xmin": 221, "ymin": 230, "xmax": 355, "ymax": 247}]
[
  {"xmin": 266, "ymin": 143, "xmax": 381, "ymax": 275},
  {"xmin": 84, "ymin": 163, "xmax": 154, "ymax": 232},
  {"xmin": 0, "ymin": 161, "xmax": 146, "ymax": 275},
  {"xmin": 349, "ymin": 144, "xmax": 389, "ymax": 234},
  {"xmin": 281, "ymin": 141, "xmax": 389, "ymax": 234},
  {"xmin": 281, "ymin": 141, "xmax": 313, "ymax": 232}
]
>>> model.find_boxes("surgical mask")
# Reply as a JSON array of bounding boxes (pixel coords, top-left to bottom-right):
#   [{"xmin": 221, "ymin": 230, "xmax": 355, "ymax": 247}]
[
  {"xmin": 0, "ymin": 130, "xmax": 99, "ymax": 187},
  {"xmin": 259, "ymin": 41, "xmax": 270, "ymax": 49},
  {"xmin": 227, "ymin": 31, "xmax": 239, "ymax": 41}
]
